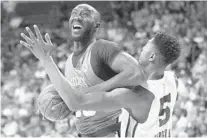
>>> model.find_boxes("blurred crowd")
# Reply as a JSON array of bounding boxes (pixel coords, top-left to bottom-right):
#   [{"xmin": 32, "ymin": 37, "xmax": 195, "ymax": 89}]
[{"xmin": 1, "ymin": 1, "xmax": 207, "ymax": 137}]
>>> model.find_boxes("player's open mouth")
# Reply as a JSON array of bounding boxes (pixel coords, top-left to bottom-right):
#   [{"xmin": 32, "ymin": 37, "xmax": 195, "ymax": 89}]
[{"xmin": 73, "ymin": 25, "xmax": 82, "ymax": 31}]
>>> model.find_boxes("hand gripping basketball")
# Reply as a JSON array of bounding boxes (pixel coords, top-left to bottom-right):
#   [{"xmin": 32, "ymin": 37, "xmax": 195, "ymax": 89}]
[{"xmin": 36, "ymin": 84, "xmax": 72, "ymax": 122}]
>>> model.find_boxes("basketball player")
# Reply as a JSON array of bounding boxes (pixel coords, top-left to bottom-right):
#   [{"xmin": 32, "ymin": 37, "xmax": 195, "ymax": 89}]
[{"xmin": 20, "ymin": 4, "xmax": 151, "ymax": 137}]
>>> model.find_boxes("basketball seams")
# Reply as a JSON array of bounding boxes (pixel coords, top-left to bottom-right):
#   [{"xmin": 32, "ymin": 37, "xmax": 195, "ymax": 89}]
[
  {"xmin": 39, "ymin": 90, "xmax": 57, "ymax": 98},
  {"xmin": 37, "ymin": 84, "xmax": 71, "ymax": 121},
  {"xmin": 61, "ymin": 104, "xmax": 69, "ymax": 118},
  {"xmin": 56, "ymin": 105, "xmax": 63, "ymax": 121},
  {"xmin": 45, "ymin": 98, "xmax": 56, "ymax": 120}
]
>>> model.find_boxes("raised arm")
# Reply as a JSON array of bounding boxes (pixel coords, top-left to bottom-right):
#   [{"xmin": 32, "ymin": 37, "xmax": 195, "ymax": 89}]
[{"xmin": 20, "ymin": 25, "xmax": 85, "ymax": 110}]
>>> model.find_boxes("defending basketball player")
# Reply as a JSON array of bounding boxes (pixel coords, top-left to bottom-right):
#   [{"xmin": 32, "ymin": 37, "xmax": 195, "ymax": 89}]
[{"xmin": 20, "ymin": 4, "xmax": 150, "ymax": 137}]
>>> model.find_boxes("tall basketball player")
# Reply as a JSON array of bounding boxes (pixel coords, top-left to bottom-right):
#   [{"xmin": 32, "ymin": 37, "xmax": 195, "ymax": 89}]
[{"xmin": 20, "ymin": 3, "xmax": 150, "ymax": 137}]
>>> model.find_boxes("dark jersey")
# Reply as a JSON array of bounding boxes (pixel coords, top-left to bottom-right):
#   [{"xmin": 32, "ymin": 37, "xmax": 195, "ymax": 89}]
[
  {"xmin": 65, "ymin": 39, "xmax": 122, "ymax": 136},
  {"xmin": 72, "ymin": 39, "xmax": 122, "ymax": 81}
]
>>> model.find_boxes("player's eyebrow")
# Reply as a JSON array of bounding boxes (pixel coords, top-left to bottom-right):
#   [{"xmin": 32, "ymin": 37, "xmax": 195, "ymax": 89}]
[
  {"xmin": 80, "ymin": 8, "xmax": 92, "ymax": 13},
  {"xmin": 71, "ymin": 9, "xmax": 77, "ymax": 12},
  {"xmin": 71, "ymin": 8, "xmax": 92, "ymax": 15}
]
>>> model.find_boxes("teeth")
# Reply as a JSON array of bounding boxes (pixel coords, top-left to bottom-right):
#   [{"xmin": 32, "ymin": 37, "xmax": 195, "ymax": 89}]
[{"xmin": 73, "ymin": 25, "xmax": 82, "ymax": 28}]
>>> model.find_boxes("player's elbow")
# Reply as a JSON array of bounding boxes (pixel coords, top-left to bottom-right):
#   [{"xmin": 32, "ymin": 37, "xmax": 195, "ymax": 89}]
[
  {"xmin": 138, "ymin": 115, "xmax": 148, "ymax": 124},
  {"xmin": 138, "ymin": 110, "xmax": 150, "ymax": 124}
]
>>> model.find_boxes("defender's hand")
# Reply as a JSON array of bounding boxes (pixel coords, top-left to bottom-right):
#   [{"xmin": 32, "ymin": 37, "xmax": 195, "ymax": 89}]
[{"xmin": 20, "ymin": 25, "xmax": 53, "ymax": 61}]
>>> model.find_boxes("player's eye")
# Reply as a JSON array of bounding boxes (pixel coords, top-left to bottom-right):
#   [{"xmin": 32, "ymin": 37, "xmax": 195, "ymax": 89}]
[
  {"xmin": 71, "ymin": 11, "xmax": 77, "ymax": 16},
  {"xmin": 82, "ymin": 12, "xmax": 89, "ymax": 17}
]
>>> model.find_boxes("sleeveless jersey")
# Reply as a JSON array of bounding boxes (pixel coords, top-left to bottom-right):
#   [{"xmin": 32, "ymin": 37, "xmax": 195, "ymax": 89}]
[
  {"xmin": 65, "ymin": 41, "xmax": 121, "ymax": 136},
  {"xmin": 120, "ymin": 71, "xmax": 178, "ymax": 137}
]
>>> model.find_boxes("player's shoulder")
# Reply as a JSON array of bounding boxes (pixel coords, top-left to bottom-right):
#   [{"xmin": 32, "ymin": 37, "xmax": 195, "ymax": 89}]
[
  {"xmin": 91, "ymin": 39, "xmax": 120, "ymax": 56},
  {"xmin": 93, "ymin": 39, "xmax": 119, "ymax": 49},
  {"xmin": 164, "ymin": 71, "xmax": 177, "ymax": 79},
  {"xmin": 96, "ymin": 39, "xmax": 118, "ymax": 45},
  {"xmin": 164, "ymin": 71, "xmax": 178, "ymax": 88},
  {"xmin": 164, "ymin": 71, "xmax": 177, "ymax": 80}
]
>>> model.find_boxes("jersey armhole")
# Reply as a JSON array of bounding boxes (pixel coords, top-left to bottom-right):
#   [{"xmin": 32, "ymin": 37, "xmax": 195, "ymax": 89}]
[{"xmin": 107, "ymin": 50, "xmax": 122, "ymax": 67}]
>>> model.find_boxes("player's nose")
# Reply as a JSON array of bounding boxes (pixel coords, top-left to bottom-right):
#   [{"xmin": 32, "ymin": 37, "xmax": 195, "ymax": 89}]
[
  {"xmin": 72, "ymin": 13, "xmax": 82, "ymax": 22},
  {"xmin": 70, "ymin": 17, "xmax": 82, "ymax": 26}
]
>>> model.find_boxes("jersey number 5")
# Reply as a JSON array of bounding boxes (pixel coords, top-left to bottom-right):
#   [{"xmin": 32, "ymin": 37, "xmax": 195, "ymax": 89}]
[{"xmin": 159, "ymin": 93, "xmax": 171, "ymax": 127}]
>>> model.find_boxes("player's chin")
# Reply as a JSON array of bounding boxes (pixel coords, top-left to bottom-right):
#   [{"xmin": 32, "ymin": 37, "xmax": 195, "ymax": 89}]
[
  {"xmin": 71, "ymin": 33, "xmax": 84, "ymax": 41},
  {"xmin": 138, "ymin": 58, "xmax": 145, "ymax": 66}
]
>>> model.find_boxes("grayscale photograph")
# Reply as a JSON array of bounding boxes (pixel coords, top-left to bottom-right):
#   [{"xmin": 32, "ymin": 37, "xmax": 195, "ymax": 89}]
[{"xmin": 1, "ymin": 1, "xmax": 207, "ymax": 137}]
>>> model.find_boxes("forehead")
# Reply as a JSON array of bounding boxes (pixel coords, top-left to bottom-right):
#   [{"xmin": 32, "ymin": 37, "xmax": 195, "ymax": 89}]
[
  {"xmin": 145, "ymin": 38, "xmax": 155, "ymax": 48},
  {"xmin": 73, "ymin": 5, "xmax": 94, "ymax": 12}
]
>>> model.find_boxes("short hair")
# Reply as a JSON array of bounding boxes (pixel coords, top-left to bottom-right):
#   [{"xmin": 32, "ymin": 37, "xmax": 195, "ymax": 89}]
[
  {"xmin": 75, "ymin": 4, "xmax": 101, "ymax": 22},
  {"xmin": 153, "ymin": 32, "xmax": 181, "ymax": 65}
]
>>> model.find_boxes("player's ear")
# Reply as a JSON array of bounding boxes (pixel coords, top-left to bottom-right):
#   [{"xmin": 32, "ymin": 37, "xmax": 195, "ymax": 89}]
[
  {"xmin": 149, "ymin": 53, "xmax": 156, "ymax": 62},
  {"xmin": 95, "ymin": 22, "xmax": 100, "ymax": 29}
]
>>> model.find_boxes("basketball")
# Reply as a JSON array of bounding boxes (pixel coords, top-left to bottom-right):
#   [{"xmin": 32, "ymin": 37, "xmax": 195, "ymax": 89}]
[{"xmin": 36, "ymin": 84, "xmax": 72, "ymax": 122}]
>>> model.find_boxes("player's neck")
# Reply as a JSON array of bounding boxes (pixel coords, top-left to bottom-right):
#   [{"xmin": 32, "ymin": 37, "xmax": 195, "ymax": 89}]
[
  {"xmin": 148, "ymin": 67, "xmax": 165, "ymax": 80},
  {"xmin": 73, "ymin": 37, "xmax": 96, "ymax": 55}
]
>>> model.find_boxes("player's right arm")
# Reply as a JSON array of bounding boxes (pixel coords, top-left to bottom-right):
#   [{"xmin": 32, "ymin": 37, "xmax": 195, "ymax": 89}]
[{"xmin": 79, "ymin": 40, "xmax": 147, "ymax": 93}]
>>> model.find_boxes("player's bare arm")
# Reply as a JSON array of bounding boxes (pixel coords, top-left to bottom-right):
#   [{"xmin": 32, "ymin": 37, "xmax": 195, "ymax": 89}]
[
  {"xmin": 70, "ymin": 86, "xmax": 155, "ymax": 123},
  {"xmin": 20, "ymin": 25, "xmax": 81, "ymax": 110}
]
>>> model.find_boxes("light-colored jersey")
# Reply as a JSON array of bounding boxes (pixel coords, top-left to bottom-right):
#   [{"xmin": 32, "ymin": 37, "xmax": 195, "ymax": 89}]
[
  {"xmin": 65, "ymin": 41, "xmax": 121, "ymax": 136},
  {"xmin": 120, "ymin": 71, "xmax": 178, "ymax": 137}
]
